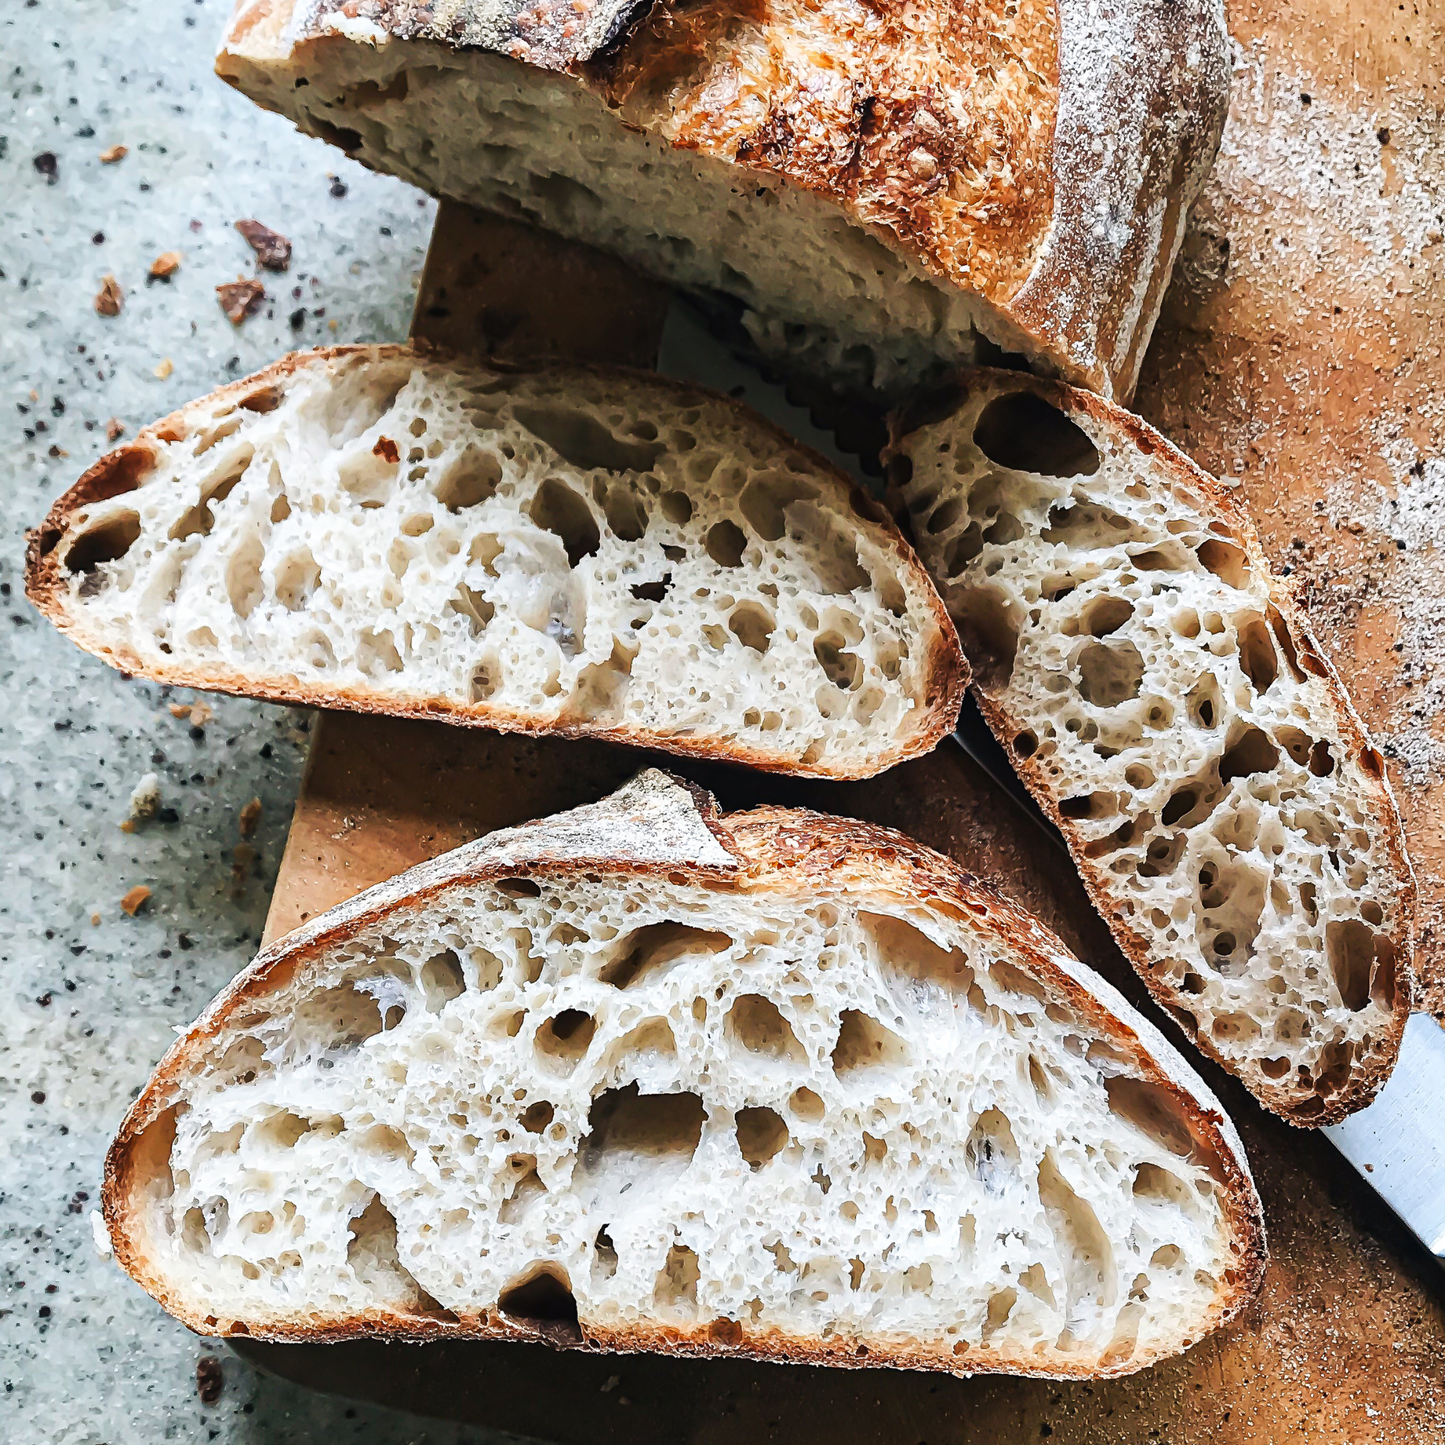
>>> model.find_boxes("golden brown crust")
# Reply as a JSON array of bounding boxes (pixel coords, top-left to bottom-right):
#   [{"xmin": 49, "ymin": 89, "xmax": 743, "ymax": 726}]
[
  {"xmin": 219, "ymin": 0, "xmax": 1232, "ymax": 400},
  {"xmin": 103, "ymin": 793, "xmax": 1264, "ymax": 1376},
  {"xmin": 24, "ymin": 344, "xmax": 968, "ymax": 782},
  {"xmin": 884, "ymin": 368, "xmax": 1419, "ymax": 1127}
]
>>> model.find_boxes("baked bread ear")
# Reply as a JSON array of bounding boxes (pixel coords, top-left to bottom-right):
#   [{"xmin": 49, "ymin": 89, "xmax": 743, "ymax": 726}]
[
  {"xmin": 216, "ymin": 0, "xmax": 1229, "ymax": 403},
  {"xmin": 103, "ymin": 770, "xmax": 1264, "ymax": 1378},
  {"xmin": 24, "ymin": 345, "xmax": 965, "ymax": 780},
  {"xmin": 886, "ymin": 370, "xmax": 1418, "ymax": 1125}
]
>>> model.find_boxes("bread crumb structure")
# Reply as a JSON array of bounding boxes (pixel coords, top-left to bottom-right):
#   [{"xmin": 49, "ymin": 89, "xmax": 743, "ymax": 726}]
[
  {"xmin": 105, "ymin": 774, "xmax": 1262, "ymax": 1379},
  {"xmin": 27, "ymin": 346, "xmax": 963, "ymax": 779},
  {"xmin": 890, "ymin": 372, "xmax": 1416, "ymax": 1124}
]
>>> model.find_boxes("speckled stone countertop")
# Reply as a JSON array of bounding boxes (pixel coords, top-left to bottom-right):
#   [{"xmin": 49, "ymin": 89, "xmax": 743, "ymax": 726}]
[{"xmin": 1, "ymin": 3, "xmax": 520, "ymax": 1440}]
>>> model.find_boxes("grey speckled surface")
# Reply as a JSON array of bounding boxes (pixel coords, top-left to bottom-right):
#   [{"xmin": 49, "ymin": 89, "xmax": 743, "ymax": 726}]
[{"xmin": 0, "ymin": 2, "xmax": 521, "ymax": 1440}]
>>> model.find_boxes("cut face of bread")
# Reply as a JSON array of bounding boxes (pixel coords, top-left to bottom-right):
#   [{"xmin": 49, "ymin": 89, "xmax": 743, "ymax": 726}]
[
  {"xmin": 216, "ymin": 0, "xmax": 1230, "ymax": 401},
  {"xmin": 887, "ymin": 371, "xmax": 1418, "ymax": 1124},
  {"xmin": 25, "ymin": 346, "xmax": 964, "ymax": 779},
  {"xmin": 105, "ymin": 771, "xmax": 1264, "ymax": 1379}
]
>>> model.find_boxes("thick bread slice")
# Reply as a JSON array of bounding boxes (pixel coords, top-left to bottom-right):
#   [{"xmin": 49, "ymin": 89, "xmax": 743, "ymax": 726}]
[
  {"xmin": 886, "ymin": 370, "xmax": 1418, "ymax": 1125},
  {"xmin": 24, "ymin": 345, "xmax": 965, "ymax": 780},
  {"xmin": 104, "ymin": 770, "xmax": 1265, "ymax": 1379},
  {"xmin": 216, "ymin": 0, "xmax": 1229, "ymax": 403}
]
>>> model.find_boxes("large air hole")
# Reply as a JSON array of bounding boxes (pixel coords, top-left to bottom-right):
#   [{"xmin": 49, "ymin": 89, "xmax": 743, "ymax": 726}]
[
  {"xmin": 705, "ymin": 520, "xmax": 747, "ymax": 567},
  {"xmin": 1104, "ymin": 1076, "xmax": 1199, "ymax": 1162},
  {"xmin": 1326, "ymin": 918, "xmax": 1376, "ymax": 1012},
  {"xmin": 535, "ymin": 1010, "xmax": 596, "ymax": 1069},
  {"xmin": 529, "ymin": 478, "xmax": 600, "ymax": 567},
  {"xmin": 1196, "ymin": 537, "xmax": 1250, "ymax": 589},
  {"xmin": 1039, "ymin": 1149, "xmax": 1115, "ymax": 1334},
  {"xmin": 814, "ymin": 632, "xmax": 862, "ymax": 690},
  {"xmin": 604, "ymin": 486, "xmax": 648, "ymax": 541},
  {"xmin": 66, "ymin": 511, "xmax": 141, "ymax": 574},
  {"xmin": 1218, "ymin": 726, "xmax": 1279, "ymax": 784},
  {"xmin": 972, "ymin": 392, "xmax": 1101, "ymax": 477},
  {"xmin": 1268, "ymin": 605, "xmax": 1306, "ymax": 681},
  {"xmin": 497, "ymin": 1266, "xmax": 582, "ymax": 1345},
  {"xmin": 831, "ymin": 1009, "xmax": 908, "ymax": 1075},
  {"xmin": 169, "ymin": 449, "xmax": 253, "ymax": 541},
  {"xmin": 954, "ymin": 585, "xmax": 1020, "ymax": 686},
  {"xmin": 740, "ymin": 476, "xmax": 817, "ymax": 541},
  {"xmin": 435, "ymin": 447, "xmax": 502, "ymax": 511},
  {"xmin": 654, "ymin": 1242, "xmax": 700, "ymax": 1312},
  {"xmin": 447, "ymin": 584, "xmax": 495, "ymax": 636},
  {"xmin": 600, "ymin": 921, "xmax": 731, "ymax": 989},
  {"xmin": 1236, "ymin": 615, "xmax": 1279, "ymax": 693},
  {"xmin": 726, "ymin": 995, "xmax": 805, "ymax": 1063},
  {"xmin": 728, "ymin": 602, "xmax": 774, "ymax": 653},
  {"xmin": 271, "ymin": 547, "xmax": 320, "ymax": 612},
  {"xmin": 579, "ymin": 1085, "xmax": 705, "ymax": 1203},
  {"xmin": 226, "ymin": 537, "xmax": 265, "ymax": 618},
  {"xmin": 346, "ymin": 1195, "xmax": 440, "ymax": 1313},
  {"xmin": 864, "ymin": 912, "xmax": 976, "ymax": 1003},
  {"xmin": 420, "ymin": 951, "xmax": 466, "ymax": 1011},
  {"xmin": 735, "ymin": 1106, "xmax": 789, "ymax": 1168},
  {"xmin": 1080, "ymin": 596, "xmax": 1134, "ymax": 637},
  {"xmin": 513, "ymin": 404, "xmax": 664, "ymax": 472},
  {"xmin": 1077, "ymin": 641, "xmax": 1144, "ymax": 707},
  {"xmin": 297, "ymin": 979, "xmax": 384, "ymax": 1051},
  {"xmin": 966, "ymin": 1107, "xmax": 1020, "ymax": 1194}
]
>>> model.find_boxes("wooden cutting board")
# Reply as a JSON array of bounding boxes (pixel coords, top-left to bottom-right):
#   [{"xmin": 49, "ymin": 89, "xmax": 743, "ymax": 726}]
[{"xmin": 237, "ymin": 7, "xmax": 1445, "ymax": 1429}]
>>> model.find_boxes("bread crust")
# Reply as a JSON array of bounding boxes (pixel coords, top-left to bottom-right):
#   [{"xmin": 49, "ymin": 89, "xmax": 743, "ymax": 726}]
[
  {"xmin": 103, "ymin": 775, "xmax": 1265, "ymax": 1376},
  {"xmin": 217, "ymin": 0, "xmax": 1230, "ymax": 401},
  {"xmin": 24, "ymin": 344, "xmax": 968, "ymax": 781},
  {"xmin": 885, "ymin": 369, "xmax": 1419, "ymax": 1127}
]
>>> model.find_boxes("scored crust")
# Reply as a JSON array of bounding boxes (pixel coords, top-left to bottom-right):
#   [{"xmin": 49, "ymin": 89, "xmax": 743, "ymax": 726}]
[
  {"xmin": 885, "ymin": 369, "xmax": 1419, "ymax": 1125},
  {"xmin": 217, "ymin": 0, "xmax": 1230, "ymax": 401},
  {"xmin": 24, "ymin": 344, "xmax": 968, "ymax": 781},
  {"xmin": 103, "ymin": 771, "xmax": 1266, "ymax": 1378}
]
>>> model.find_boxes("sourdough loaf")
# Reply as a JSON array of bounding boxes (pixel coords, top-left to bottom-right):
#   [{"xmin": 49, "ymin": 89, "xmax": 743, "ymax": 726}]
[
  {"xmin": 25, "ymin": 346, "xmax": 964, "ymax": 779},
  {"xmin": 216, "ymin": 0, "xmax": 1230, "ymax": 403},
  {"xmin": 103, "ymin": 771, "xmax": 1264, "ymax": 1377},
  {"xmin": 886, "ymin": 370, "xmax": 1417, "ymax": 1124}
]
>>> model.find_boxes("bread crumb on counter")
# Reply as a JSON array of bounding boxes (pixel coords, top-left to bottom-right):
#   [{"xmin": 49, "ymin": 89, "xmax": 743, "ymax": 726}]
[{"xmin": 120, "ymin": 884, "xmax": 152, "ymax": 916}]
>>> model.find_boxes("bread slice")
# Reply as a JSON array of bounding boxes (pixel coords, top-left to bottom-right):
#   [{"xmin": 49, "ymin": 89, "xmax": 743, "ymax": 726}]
[
  {"xmin": 216, "ymin": 0, "xmax": 1229, "ymax": 403},
  {"xmin": 103, "ymin": 770, "xmax": 1263, "ymax": 1377},
  {"xmin": 886, "ymin": 370, "xmax": 1418, "ymax": 1124},
  {"xmin": 24, "ymin": 345, "xmax": 965, "ymax": 780}
]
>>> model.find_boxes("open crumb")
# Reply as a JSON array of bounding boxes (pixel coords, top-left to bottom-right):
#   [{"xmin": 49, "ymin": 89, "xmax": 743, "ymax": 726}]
[
  {"xmin": 128, "ymin": 771, "xmax": 162, "ymax": 821},
  {"xmin": 105, "ymin": 418, "xmax": 126, "ymax": 442}
]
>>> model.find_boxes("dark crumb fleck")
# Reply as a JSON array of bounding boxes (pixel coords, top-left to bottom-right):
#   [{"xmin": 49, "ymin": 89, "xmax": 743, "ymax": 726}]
[
  {"xmin": 289, "ymin": 307, "xmax": 307, "ymax": 330},
  {"xmin": 157, "ymin": 807, "xmax": 180, "ymax": 825},
  {"xmin": 31, "ymin": 1091, "xmax": 45, "ymax": 1105},
  {"xmin": 33, "ymin": 151, "xmax": 58, "ymax": 183},
  {"xmin": 189, "ymin": 725, "xmax": 206, "ymax": 742},
  {"xmin": 66, "ymin": 1191, "xmax": 88, "ymax": 1214},
  {"xmin": 329, "ymin": 178, "xmax": 348, "ymax": 198},
  {"xmin": 178, "ymin": 932, "xmax": 193, "ymax": 951},
  {"xmin": 36, "ymin": 993, "xmax": 52, "ymax": 1007},
  {"xmin": 1377, "ymin": 126, "xmax": 1391, "ymax": 145},
  {"xmin": 1300, "ymin": 92, "xmax": 1311, "ymax": 105},
  {"xmin": 197, "ymin": 1356, "xmax": 224, "ymax": 1405}
]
